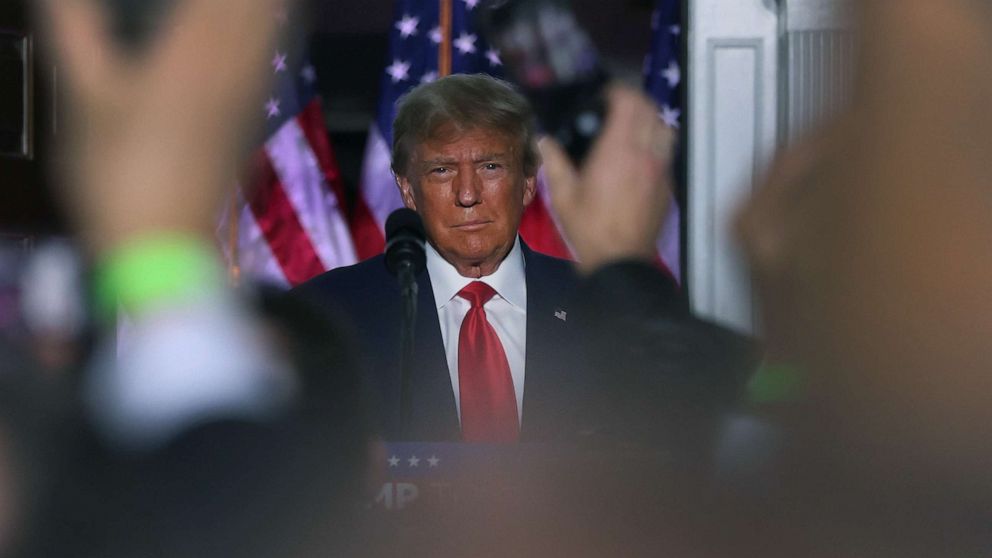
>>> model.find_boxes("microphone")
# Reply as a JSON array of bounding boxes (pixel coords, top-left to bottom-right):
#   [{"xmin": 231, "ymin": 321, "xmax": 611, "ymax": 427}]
[
  {"xmin": 384, "ymin": 208, "xmax": 426, "ymax": 436},
  {"xmin": 385, "ymin": 208, "xmax": 427, "ymax": 282}
]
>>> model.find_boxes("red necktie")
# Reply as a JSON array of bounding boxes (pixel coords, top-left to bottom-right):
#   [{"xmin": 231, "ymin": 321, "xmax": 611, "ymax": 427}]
[{"xmin": 457, "ymin": 281, "xmax": 519, "ymax": 443}]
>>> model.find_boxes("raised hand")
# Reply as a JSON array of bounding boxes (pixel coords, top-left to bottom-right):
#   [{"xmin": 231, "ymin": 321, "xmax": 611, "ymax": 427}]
[
  {"xmin": 541, "ymin": 86, "xmax": 675, "ymax": 274},
  {"xmin": 41, "ymin": 0, "xmax": 289, "ymax": 255}
]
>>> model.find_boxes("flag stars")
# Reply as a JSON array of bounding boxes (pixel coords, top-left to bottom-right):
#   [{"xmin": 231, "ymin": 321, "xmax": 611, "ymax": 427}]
[
  {"xmin": 386, "ymin": 59, "xmax": 411, "ymax": 83},
  {"xmin": 387, "ymin": 454, "xmax": 440, "ymax": 468},
  {"xmin": 300, "ymin": 64, "xmax": 317, "ymax": 84},
  {"xmin": 660, "ymin": 104, "xmax": 681, "ymax": 128},
  {"xmin": 265, "ymin": 97, "xmax": 281, "ymax": 118},
  {"xmin": 453, "ymin": 32, "xmax": 477, "ymax": 55},
  {"xmin": 395, "ymin": 14, "xmax": 420, "ymax": 39},
  {"xmin": 485, "ymin": 48, "xmax": 502, "ymax": 67},
  {"xmin": 429, "ymin": 26, "xmax": 443, "ymax": 44},
  {"xmin": 421, "ymin": 71, "xmax": 438, "ymax": 84},
  {"xmin": 662, "ymin": 60, "xmax": 681, "ymax": 88},
  {"xmin": 462, "ymin": 0, "xmax": 479, "ymax": 9},
  {"xmin": 669, "ymin": 24, "xmax": 681, "ymax": 36},
  {"xmin": 272, "ymin": 51, "xmax": 288, "ymax": 73}
]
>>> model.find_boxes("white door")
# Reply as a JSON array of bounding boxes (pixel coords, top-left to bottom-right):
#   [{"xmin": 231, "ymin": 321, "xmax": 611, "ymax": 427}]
[{"xmin": 686, "ymin": 0, "xmax": 853, "ymax": 334}]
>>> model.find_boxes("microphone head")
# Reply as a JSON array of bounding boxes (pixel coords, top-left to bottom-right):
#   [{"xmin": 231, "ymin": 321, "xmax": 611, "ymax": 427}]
[
  {"xmin": 384, "ymin": 208, "xmax": 427, "ymax": 277},
  {"xmin": 385, "ymin": 208, "xmax": 426, "ymax": 242}
]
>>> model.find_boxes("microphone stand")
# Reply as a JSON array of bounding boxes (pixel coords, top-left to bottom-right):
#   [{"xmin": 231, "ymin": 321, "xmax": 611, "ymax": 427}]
[
  {"xmin": 385, "ymin": 207, "xmax": 425, "ymax": 440},
  {"xmin": 398, "ymin": 260, "xmax": 417, "ymax": 439}
]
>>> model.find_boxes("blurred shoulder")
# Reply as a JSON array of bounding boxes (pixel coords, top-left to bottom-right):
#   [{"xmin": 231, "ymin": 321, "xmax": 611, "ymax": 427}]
[{"xmin": 293, "ymin": 254, "xmax": 390, "ymax": 297}]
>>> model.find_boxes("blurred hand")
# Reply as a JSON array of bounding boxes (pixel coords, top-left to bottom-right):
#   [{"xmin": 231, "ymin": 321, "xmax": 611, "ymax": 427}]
[
  {"xmin": 41, "ymin": 0, "xmax": 288, "ymax": 255},
  {"xmin": 735, "ymin": 0, "xmax": 992, "ymax": 495},
  {"xmin": 541, "ymin": 86, "xmax": 675, "ymax": 274}
]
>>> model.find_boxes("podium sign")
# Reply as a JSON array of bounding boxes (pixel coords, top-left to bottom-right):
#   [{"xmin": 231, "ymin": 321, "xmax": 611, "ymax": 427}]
[{"xmin": 372, "ymin": 443, "xmax": 533, "ymax": 512}]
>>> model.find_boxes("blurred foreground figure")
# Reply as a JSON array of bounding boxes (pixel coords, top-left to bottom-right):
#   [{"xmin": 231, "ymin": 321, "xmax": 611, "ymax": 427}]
[
  {"xmin": 740, "ymin": 0, "xmax": 992, "ymax": 486},
  {"xmin": 9, "ymin": 1, "xmax": 374, "ymax": 557},
  {"xmin": 541, "ymin": 86, "xmax": 754, "ymax": 452},
  {"xmin": 543, "ymin": 0, "xmax": 992, "ymax": 555},
  {"xmin": 730, "ymin": 0, "xmax": 992, "ymax": 555}
]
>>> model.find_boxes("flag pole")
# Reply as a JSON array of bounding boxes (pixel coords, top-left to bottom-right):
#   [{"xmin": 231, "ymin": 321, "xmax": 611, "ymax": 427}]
[
  {"xmin": 439, "ymin": 0, "xmax": 453, "ymax": 77},
  {"xmin": 227, "ymin": 186, "xmax": 241, "ymax": 287}
]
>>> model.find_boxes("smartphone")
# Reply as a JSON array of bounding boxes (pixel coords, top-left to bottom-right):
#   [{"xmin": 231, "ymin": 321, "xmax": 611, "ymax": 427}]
[{"xmin": 478, "ymin": 0, "xmax": 607, "ymax": 164}]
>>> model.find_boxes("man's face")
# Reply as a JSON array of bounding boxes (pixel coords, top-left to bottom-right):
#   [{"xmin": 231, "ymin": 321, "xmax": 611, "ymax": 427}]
[
  {"xmin": 736, "ymin": 0, "xmax": 992, "ymax": 488},
  {"xmin": 397, "ymin": 125, "xmax": 536, "ymax": 278}
]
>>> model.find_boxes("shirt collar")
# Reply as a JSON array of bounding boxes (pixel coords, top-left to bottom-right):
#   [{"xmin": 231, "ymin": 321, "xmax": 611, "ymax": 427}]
[{"xmin": 426, "ymin": 236, "xmax": 527, "ymax": 310}]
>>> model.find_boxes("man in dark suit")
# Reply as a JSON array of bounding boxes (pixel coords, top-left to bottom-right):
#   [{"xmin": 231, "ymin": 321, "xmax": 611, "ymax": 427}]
[{"xmin": 297, "ymin": 74, "xmax": 579, "ymax": 443}]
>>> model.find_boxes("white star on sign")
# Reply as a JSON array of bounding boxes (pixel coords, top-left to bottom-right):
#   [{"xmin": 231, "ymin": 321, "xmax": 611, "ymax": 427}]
[
  {"xmin": 485, "ymin": 48, "xmax": 502, "ymax": 66},
  {"xmin": 272, "ymin": 51, "xmax": 288, "ymax": 73},
  {"xmin": 265, "ymin": 97, "xmax": 281, "ymax": 118},
  {"xmin": 388, "ymin": 455, "xmax": 400, "ymax": 467},
  {"xmin": 300, "ymin": 64, "xmax": 317, "ymax": 84},
  {"xmin": 660, "ymin": 104, "xmax": 681, "ymax": 128},
  {"xmin": 395, "ymin": 14, "xmax": 419, "ymax": 38},
  {"xmin": 407, "ymin": 455, "xmax": 420, "ymax": 467},
  {"xmin": 462, "ymin": 0, "xmax": 479, "ymax": 9},
  {"xmin": 386, "ymin": 59, "xmax": 411, "ymax": 83},
  {"xmin": 421, "ymin": 71, "xmax": 438, "ymax": 84},
  {"xmin": 662, "ymin": 60, "xmax": 680, "ymax": 88},
  {"xmin": 453, "ymin": 32, "xmax": 477, "ymax": 55},
  {"xmin": 427, "ymin": 455, "xmax": 440, "ymax": 468}
]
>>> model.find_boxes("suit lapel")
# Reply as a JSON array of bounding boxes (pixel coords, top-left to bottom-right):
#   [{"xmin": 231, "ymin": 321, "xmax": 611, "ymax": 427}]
[
  {"xmin": 408, "ymin": 268, "xmax": 460, "ymax": 441},
  {"xmin": 519, "ymin": 243, "xmax": 574, "ymax": 441}
]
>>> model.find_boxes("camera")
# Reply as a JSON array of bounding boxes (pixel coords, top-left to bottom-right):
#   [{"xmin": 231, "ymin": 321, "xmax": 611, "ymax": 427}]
[{"xmin": 478, "ymin": 0, "xmax": 608, "ymax": 164}]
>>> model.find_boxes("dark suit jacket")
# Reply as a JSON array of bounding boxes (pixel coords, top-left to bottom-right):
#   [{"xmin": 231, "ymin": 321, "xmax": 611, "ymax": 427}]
[{"xmin": 295, "ymin": 240, "xmax": 579, "ymax": 442}]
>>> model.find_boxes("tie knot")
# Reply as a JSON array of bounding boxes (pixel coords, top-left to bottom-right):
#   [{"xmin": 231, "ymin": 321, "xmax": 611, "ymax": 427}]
[{"xmin": 457, "ymin": 281, "xmax": 498, "ymax": 308}]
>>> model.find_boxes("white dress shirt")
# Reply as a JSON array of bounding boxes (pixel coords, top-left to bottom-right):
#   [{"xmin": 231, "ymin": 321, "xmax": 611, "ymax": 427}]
[{"xmin": 426, "ymin": 237, "xmax": 527, "ymax": 423}]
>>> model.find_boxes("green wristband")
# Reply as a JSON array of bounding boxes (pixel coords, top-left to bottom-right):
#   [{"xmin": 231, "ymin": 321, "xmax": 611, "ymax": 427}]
[
  {"xmin": 93, "ymin": 234, "xmax": 223, "ymax": 320},
  {"xmin": 746, "ymin": 361, "xmax": 807, "ymax": 405}
]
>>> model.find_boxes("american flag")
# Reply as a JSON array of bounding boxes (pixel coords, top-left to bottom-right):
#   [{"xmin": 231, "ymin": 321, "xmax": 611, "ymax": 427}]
[
  {"xmin": 644, "ymin": 0, "xmax": 683, "ymax": 282},
  {"xmin": 218, "ymin": 9, "xmax": 361, "ymax": 288}
]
